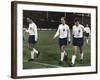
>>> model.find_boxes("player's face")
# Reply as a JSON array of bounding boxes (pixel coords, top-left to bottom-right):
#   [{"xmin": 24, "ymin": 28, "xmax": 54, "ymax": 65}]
[
  {"xmin": 27, "ymin": 18, "xmax": 31, "ymax": 24},
  {"xmin": 86, "ymin": 24, "xmax": 88, "ymax": 27},
  {"xmin": 61, "ymin": 18, "xmax": 65, "ymax": 25},
  {"xmin": 75, "ymin": 21, "xmax": 79, "ymax": 26}
]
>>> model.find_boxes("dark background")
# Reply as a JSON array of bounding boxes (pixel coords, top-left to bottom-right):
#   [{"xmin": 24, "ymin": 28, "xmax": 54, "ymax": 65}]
[{"xmin": 23, "ymin": 10, "xmax": 91, "ymax": 29}]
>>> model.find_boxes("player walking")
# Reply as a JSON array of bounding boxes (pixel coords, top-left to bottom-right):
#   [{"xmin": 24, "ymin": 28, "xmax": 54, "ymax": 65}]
[
  {"xmin": 53, "ymin": 17, "xmax": 70, "ymax": 65},
  {"xmin": 84, "ymin": 24, "xmax": 91, "ymax": 44},
  {"xmin": 70, "ymin": 18, "xmax": 84, "ymax": 66},
  {"xmin": 26, "ymin": 17, "xmax": 40, "ymax": 61}
]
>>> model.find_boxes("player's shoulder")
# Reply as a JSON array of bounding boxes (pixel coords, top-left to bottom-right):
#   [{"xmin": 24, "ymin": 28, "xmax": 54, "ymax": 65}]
[
  {"xmin": 65, "ymin": 24, "xmax": 70, "ymax": 29},
  {"xmin": 59, "ymin": 24, "xmax": 62, "ymax": 26},
  {"xmin": 84, "ymin": 27, "xmax": 87, "ymax": 29},
  {"xmin": 31, "ymin": 22, "xmax": 37, "ymax": 27},
  {"xmin": 65, "ymin": 24, "xmax": 69, "ymax": 27},
  {"xmin": 79, "ymin": 24, "xmax": 84, "ymax": 28},
  {"xmin": 59, "ymin": 24, "xmax": 69, "ymax": 28},
  {"xmin": 32, "ymin": 22, "xmax": 36, "ymax": 25},
  {"xmin": 72, "ymin": 25, "xmax": 76, "ymax": 28},
  {"xmin": 58, "ymin": 24, "xmax": 62, "ymax": 29}
]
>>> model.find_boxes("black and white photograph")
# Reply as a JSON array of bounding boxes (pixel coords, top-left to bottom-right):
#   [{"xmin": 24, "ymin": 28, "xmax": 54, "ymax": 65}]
[
  {"xmin": 23, "ymin": 10, "xmax": 91, "ymax": 68},
  {"xmin": 11, "ymin": 1, "xmax": 97, "ymax": 78}
]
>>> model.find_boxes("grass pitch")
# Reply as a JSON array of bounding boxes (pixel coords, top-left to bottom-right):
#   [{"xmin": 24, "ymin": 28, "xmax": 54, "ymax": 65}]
[{"xmin": 23, "ymin": 30, "xmax": 91, "ymax": 69}]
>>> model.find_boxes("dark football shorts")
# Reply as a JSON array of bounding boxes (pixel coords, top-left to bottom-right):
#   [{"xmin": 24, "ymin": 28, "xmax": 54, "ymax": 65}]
[
  {"xmin": 59, "ymin": 38, "xmax": 67, "ymax": 46},
  {"xmin": 72, "ymin": 38, "xmax": 83, "ymax": 46},
  {"xmin": 84, "ymin": 33, "xmax": 89, "ymax": 37},
  {"xmin": 28, "ymin": 35, "xmax": 36, "ymax": 44}
]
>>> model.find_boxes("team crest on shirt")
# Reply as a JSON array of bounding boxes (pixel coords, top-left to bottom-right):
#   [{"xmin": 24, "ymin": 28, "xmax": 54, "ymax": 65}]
[
  {"xmin": 63, "ymin": 29, "xmax": 65, "ymax": 31},
  {"xmin": 30, "ymin": 27, "xmax": 32, "ymax": 30},
  {"xmin": 78, "ymin": 30, "xmax": 81, "ymax": 33}
]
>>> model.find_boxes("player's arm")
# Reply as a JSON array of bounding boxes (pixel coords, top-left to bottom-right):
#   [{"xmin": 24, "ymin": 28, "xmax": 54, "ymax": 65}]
[
  {"xmin": 89, "ymin": 27, "xmax": 91, "ymax": 36},
  {"xmin": 82, "ymin": 25, "xmax": 85, "ymax": 32},
  {"xmin": 53, "ymin": 26, "xmax": 60, "ymax": 39},
  {"xmin": 25, "ymin": 26, "xmax": 29, "ymax": 33},
  {"xmin": 82, "ymin": 25, "xmax": 85, "ymax": 37},
  {"xmin": 72, "ymin": 26, "xmax": 74, "ymax": 38},
  {"xmin": 68, "ymin": 26, "xmax": 71, "ymax": 43},
  {"xmin": 34, "ymin": 24, "xmax": 38, "ymax": 42}
]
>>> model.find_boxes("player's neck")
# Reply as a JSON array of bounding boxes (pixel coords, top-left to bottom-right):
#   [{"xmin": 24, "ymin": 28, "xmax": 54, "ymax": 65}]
[
  {"xmin": 62, "ymin": 23, "xmax": 65, "ymax": 25},
  {"xmin": 76, "ymin": 24, "xmax": 79, "ymax": 27},
  {"xmin": 29, "ymin": 22, "xmax": 33, "ymax": 24}
]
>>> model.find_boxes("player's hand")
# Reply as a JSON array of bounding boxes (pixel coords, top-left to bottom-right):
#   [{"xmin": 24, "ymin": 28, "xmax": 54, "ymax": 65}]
[
  {"xmin": 35, "ymin": 39, "xmax": 38, "ymax": 43},
  {"xmin": 35, "ymin": 38, "xmax": 38, "ymax": 43},
  {"xmin": 25, "ymin": 29, "xmax": 29, "ymax": 33},
  {"xmin": 53, "ymin": 36, "xmax": 56, "ymax": 39}
]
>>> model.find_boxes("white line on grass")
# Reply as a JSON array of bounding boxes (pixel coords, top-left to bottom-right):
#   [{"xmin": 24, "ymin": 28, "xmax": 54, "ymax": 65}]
[{"xmin": 24, "ymin": 60, "xmax": 63, "ymax": 68}]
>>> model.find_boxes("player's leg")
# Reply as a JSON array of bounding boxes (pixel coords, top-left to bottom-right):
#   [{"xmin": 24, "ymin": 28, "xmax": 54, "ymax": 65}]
[
  {"xmin": 79, "ymin": 46, "xmax": 84, "ymax": 63},
  {"xmin": 33, "ymin": 48, "xmax": 38, "ymax": 54},
  {"xmin": 86, "ymin": 35, "xmax": 89, "ymax": 44},
  {"xmin": 28, "ymin": 43, "xmax": 35, "ymax": 61},
  {"xmin": 28, "ymin": 35, "xmax": 35, "ymax": 61},
  {"xmin": 70, "ymin": 38, "xmax": 78, "ymax": 66},
  {"xmin": 86, "ymin": 33, "xmax": 89, "ymax": 44},
  {"xmin": 33, "ymin": 47, "xmax": 40, "ymax": 58},
  {"xmin": 59, "ymin": 38, "xmax": 68, "ymax": 64},
  {"xmin": 63, "ymin": 49, "xmax": 68, "ymax": 61},
  {"xmin": 32, "ymin": 37, "xmax": 40, "ymax": 58},
  {"xmin": 62, "ymin": 38, "xmax": 68, "ymax": 61},
  {"xmin": 79, "ymin": 38, "xmax": 84, "ymax": 63},
  {"xmin": 84, "ymin": 33, "xmax": 87, "ymax": 44},
  {"xmin": 71, "ymin": 46, "xmax": 77, "ymax": 66},
  {"xmin": 59, "ymin": 45, "xmax": 66, "ymax": 64}
]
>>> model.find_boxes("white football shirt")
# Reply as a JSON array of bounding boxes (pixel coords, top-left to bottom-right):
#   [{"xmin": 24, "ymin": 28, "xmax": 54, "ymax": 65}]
[
  {"xmin": 54, "ymin": 24, "xmax": 70, "ymax": 39},
  {"xmin": 72, "ymin": 24, "xmax": 84, "ymax": 38},
  {"xmin": 27, "ymin": 22, "xmax": 38, "ymax": 41},
  {"xmin": 84, "ymin": 27, "xmax": 90, "ymax": 34}
]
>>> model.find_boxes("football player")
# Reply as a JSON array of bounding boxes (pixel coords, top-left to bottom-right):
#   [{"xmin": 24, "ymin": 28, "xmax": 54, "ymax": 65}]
[
  {"xmin": 53, "ymin": 17, "xmax": 70, "ymax": 65},
  {"xmin": 84, "ymin": 24, "xmax": 91, "ymax": 44},
  {"xmin": 70, "ymin": 18, "xmax": 84, "ymax": 66},
  {"xmin": 26, "ymin": 17, "xmax": 40, "ymax": 61}
]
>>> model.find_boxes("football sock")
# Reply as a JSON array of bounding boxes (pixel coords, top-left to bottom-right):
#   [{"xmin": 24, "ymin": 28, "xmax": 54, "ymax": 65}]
[
  {"xmin": 87, "ymin": 39, "xmax": 88, "ymax": 44},
  {"xmin": 64, "ymin": 50, "xmax": 67, "ymax": 56},
  {"xmin": 72, "ymin": 55, "xmax": 76, "ymax": 64},
  {"xmin": 30, "ymin": 51, "xmax": 34, "ymax": 59},
  {"xmin": 33, "ymin": 48, "xmax": 38, "ymax": 54},
  {"xmin": 80, "ymin": 52, "xmax": 84, "ymax": 60},
  {"xmin": 60, "ymin": 52, "xmax": 65, "ymax": 62}
]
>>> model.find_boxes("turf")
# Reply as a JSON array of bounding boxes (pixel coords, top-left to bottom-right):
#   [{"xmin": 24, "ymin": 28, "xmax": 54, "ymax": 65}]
[{"xmin": 23, "ymin": 30, "xmax": 91, "ymax": 69}]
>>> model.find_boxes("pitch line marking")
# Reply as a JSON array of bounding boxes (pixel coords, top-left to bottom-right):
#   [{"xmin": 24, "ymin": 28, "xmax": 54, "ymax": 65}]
[{"xmin": 24, "ymin": 60, "xmax": 63, "ymax": 68}]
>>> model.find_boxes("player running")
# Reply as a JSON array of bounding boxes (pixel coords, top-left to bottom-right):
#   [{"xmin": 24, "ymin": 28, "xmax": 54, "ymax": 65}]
[
  {"xmin": 84, "ymin": 24, "xmax": 91, "ymax": 44},
  {"xmin": 26, "ymin": 17, "xmax": 40, "ymax": 61},
  {"xmin": 70, "ymin": 18, "xmax": 84, "ymax": 66},
  {"xmin": 53, "ymin": 17, "xmax": 70, "ymax": 65}
]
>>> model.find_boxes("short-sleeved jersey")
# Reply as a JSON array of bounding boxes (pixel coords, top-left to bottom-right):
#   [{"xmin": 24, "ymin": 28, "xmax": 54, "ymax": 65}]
[
  {"xmin": 27, "ymin": 22, "xmax": 38, "ymax": 41},
  {"xmin": 72, "ymin": 24, "xmax": 84, "ymax": 38},
  {"xmin": 27, "ymin": 22, "xmax": 37, "ymax": 35},
  {"xmin": 84, "ymin": 27, "xmax": 90, "ymax": 34},
  {"xmin": 55, "ymin": 24, "xmax": 70, "ymax": 39}
]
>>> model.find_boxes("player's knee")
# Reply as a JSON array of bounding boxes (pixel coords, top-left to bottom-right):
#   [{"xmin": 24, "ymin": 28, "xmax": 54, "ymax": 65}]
[
  {"xmin": 61, "ymin": 50, "xmax": 64, "ymax": 52},
  {"xmin": 80, "ymin": 47, "xmax": 83, "ymax": 53},
  {"xmin": 61, "ymin": 47, "xmax": 64, "ymax": 52},
  {"xmin": 73, "ymin": 47, "xmax": 77, "ymax": 54}
]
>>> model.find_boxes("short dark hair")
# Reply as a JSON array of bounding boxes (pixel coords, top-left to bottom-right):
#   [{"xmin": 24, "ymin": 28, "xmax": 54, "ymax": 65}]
[
  {"xmin": 74, "ymin": 17, "xmax": 80, "ymax": 22},
  {"xmin": 27, "ymin": 17, "xmax": 32, "ymax": 20}
]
